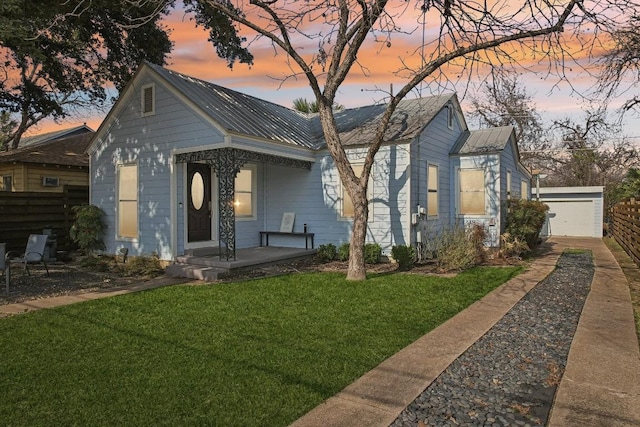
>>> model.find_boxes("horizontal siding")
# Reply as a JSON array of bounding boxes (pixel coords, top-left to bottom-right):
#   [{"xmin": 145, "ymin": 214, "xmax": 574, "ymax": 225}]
[
  {"xmin": 412, "ymin": 104, "xmax": 464, "ymax": 247},
  {"xmin": 92, "ymin": 74, "xmax": 226, "ymax": 260},
  {"xmin": 1, "ymin": 164, "xmax": 87, "ymax": 193},
  {"xmin": 264, "ymin": 145, "xmax": 410, "ymax": 254}
]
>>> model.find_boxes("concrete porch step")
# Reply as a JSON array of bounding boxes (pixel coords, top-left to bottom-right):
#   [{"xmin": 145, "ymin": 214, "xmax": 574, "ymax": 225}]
[
  {"xmin": 166, "ymin": 246, "xmax": 316, "ymax": 281},
  {"xmin": 165, "ymin": 263, "xmax": 228, "ymax": 281}
]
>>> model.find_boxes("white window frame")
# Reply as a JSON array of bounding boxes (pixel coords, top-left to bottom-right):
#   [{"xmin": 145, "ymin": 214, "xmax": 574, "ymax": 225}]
[
  {"xmin": 427, "ymin": 163, "xmax": 439, "ymax": 218},
  {"xmin": 458, "ymin": 168, "xmax": 486, "ymax": 216},
  {"xmin": 141, "ymin": 83, "xmax": 155, "ymax": 117},
  {"xmin": 117, "ymin": 162, "xmax": 139, "ymax": 240},
  {"xmin": 340, "ymin": 162, "xmax": 374, "ymax": 220},
  {"xmin": 235, "ymin": 164, "xmax": 257, "ymax": 221},
  {"xmin": 506, "ymin": 170, "xmax": 512, "ymax": 200}
]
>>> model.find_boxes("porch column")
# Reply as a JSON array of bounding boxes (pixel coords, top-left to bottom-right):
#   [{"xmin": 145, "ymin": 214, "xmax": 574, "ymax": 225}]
[{"xmin": 209, "ymin": 148, "xmax": 247, "ymax": 260}]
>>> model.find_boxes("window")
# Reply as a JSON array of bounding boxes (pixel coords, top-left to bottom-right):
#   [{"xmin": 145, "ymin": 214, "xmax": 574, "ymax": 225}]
[
  {"xmin": 235, "ymin": 166, "xmax": 256, "ymax": 219},
  {"xmin": 118, "ymin": 163, "xmax": 138, "ymax": 238},
  {"xmin": 427, "ymin": 164, "xmax": 439, "ymax": 216},
  {"xmin": 506, "ymin": 170, "xmax": 512, "ymax": 200},
  {"xmin": 447, "ymin": 105, "xmax": 454, "ymax": 129},
  {"xmin": 42, "ymin": 176, "xmax": 59, "ymax": 187},
  {"xmin": 521, "ymin": 180, "xmax": 529, "ymax": 200},
  {"xmin": 141, "ymin": 84, "xmax": 155, "ymax": 116},
  {"xmin": 1, "ymin": 175, "xmax": 11, "ymax": 192},
  {"xmin": 341, "ymin": 163, "xmax": 372, "ymax": 218},
  {"xmin": 459, "ymin": 169, "xmax": 485, "ymax": 215}
]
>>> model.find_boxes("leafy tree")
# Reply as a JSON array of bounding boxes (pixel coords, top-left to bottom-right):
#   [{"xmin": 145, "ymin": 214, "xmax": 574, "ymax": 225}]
[
  {"xmin": 468, "ymin": 70, "xmax": 549, "ymax": 171},
  {"xmin": 0, "ymin": 0, "xmax": 173, "ymax": 149},
  {"xmin": 129, "ymin": 0, "xmax": 631, "ymax": 280},
  {"xmin": 292, "ymin": 98, "xmax": 343, "ymax": 113},
  {"xmin": 0, "ymin": 111, "xmax": 16, "ymax": 152}
]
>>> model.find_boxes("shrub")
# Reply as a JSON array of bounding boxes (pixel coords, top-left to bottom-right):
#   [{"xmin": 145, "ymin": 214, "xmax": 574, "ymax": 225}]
[
  {"xmin": 337, "ymin": 242, "xmax": 350, "ymax": 261},
  {"xmin": 498, "ymin": 232, "xmax": 530, "ymax": 260},
  {"xmin": 469, "ymin": 223, "xmax": 489, "ymax": 264},
  {"xmin": 69, "ymin": 204, "xmax": 106, "ymax": 255},
  {"xmin": 433, "ymin": 224, "xmax": 479, "ymax": 272},
  {"xmin": 316, "ymin": 243, "xmax": 337, "ymax": 262},
  {"xmin": 391, "ymin": 245, "xmax": 415, "ymax": 270},
  {"xmin": 364, "ymin": 243, "xmax": 382, "ymax": 264},
  {"xmin": 123, "ymin": 253, "xmax": 164, "ymax": 277},
  {"xmin": 504, "ymin": 199, "xmax": 549, "ymax": 250},
  {"xmin": 79, "ymin": 255, "xmax": 113, "ymax": 272}
]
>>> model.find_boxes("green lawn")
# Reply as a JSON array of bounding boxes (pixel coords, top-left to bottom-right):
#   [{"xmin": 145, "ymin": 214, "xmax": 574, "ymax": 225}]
[{"xmin": 0, "ymin": 267, "xmax": 521, "ymax": 426}]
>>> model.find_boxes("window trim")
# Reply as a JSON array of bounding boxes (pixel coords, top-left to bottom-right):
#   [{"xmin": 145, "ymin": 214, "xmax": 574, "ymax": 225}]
[
  {"xmin": 427, "ymin": 163, "xmax": 439, "ymax": 218},
  {"xmin": 117, "ymin": 162, "xmax": 139, "ymax": 240},
  {"xmin": 235, "ymin": 164, "xmax": 257, "ymax": 221},
  {"xmin": 141, "ymin": 83, "xmax": 155, "ymax": 117},
  {"xmin": 458, "ymin": 168, "xmax": 486, "ymax": 216}
]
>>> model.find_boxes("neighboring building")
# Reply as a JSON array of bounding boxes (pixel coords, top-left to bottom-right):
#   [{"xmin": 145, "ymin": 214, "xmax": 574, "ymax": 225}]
[
  {"xmin": 88, "ymin": 62, "xmax": 531, "ymax": 262},
  {"xmin": 533, "ymin": 186, "xmax": 604, "ymax": 238},
  {"xmin": 19, "ymin": 124, "xmax": 93, "ymax": 148},
  {"xmin": 0, "ymin": 129, "xmax": 93, "ymax": 192}
]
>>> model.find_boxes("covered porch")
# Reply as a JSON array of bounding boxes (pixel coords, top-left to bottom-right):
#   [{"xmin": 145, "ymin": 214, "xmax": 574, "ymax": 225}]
[
  {"xmin": 166, "ymin": 246, "xmax": 316, "ymax": 281},
  {"xmin": 173, "ymin": 146, "xmax": 314, "ymax": 262}
]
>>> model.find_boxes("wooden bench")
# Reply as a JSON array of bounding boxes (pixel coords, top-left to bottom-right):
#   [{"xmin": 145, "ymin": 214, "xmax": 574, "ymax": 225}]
[{"xmin": 259, "ymin": 231, "xmax": 315, "ymax": 249}]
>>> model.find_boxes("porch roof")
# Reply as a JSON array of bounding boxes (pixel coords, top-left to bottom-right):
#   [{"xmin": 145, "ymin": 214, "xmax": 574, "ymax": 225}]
[{"xmin": 451, "ymin": 126, "xmax": 515, "ymax": 155}]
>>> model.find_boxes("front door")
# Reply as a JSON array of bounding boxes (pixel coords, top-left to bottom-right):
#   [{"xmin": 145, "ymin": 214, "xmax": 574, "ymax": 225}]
[{"xmin": 187, "ymin": 163, "xmax": 212, "ymax": 242}]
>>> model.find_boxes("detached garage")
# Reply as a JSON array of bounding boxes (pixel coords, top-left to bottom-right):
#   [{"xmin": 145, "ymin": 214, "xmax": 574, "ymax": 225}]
[{"xmin": 532, "ymin": 186, "xmax": 604, "ymax": 238}]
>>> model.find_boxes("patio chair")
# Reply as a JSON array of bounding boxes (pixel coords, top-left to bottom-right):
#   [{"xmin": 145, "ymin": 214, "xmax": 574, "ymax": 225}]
[{"xmin": 6, "ymin": 234, "xmax": 50, "ymax": 277}]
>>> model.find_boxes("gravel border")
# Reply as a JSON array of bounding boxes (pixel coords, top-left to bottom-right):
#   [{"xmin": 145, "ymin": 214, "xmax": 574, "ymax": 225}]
[
  {"xmin": 0, "ymin": 262, "xmax": 143, "ymax": 306},
  {"xmin": 391, "ymin": 251, "xmax": 594, "ymax": 427}
]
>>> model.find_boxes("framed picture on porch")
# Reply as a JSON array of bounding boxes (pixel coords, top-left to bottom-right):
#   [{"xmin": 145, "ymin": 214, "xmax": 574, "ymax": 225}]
[{"xmin": 280, "ymin": 212, "xmax": 295, "ymax": 233}]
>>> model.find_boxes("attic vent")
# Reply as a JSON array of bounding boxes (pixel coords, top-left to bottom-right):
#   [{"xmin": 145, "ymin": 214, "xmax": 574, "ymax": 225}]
[
  {"xmin": 42, "ymin": 176, "xmax": 59, "ymax": 187},
  {"xmin": 141, "ymin": 84, "xmax": 155, "ymax": 116}
]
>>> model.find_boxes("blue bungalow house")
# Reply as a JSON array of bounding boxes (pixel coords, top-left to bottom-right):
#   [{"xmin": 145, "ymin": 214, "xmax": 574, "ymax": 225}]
[{"xmin": 87, "ymin": 62, "xmax": 531, "ymax": 271}]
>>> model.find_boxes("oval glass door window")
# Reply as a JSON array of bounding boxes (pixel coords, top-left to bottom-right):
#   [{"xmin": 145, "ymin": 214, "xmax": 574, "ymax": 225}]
[{"xmin": 191, "ymin": 172, "xmax": 205, "ymax": 210}]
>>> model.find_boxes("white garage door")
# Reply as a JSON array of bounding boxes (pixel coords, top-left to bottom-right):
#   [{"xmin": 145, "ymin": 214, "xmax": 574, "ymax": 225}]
[{"xmin": 545, "ymin": 200, "xmax": 594, "ymax": 237}]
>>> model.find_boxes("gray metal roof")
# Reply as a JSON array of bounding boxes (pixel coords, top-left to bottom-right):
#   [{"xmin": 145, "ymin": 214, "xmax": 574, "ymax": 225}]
[
  {"xmin": 451, "ymin": 126, "xmax": 515, "ymax": 155},
  {"xmin": 147, "ymin": 63, "xmax": 317, "ymax": 148},
  {"xmin": 146, "ymin": 63, "xmax": 454, "ymax": 150},
  {"xmin": 324, "ymin": 94, "xmax": 455, "ymax": 149}
]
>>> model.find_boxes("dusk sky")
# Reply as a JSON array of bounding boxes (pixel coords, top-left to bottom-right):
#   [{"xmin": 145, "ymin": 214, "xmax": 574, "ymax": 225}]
[{"xmin": 32, "ymin": 5, "xmax": 640, "ymax": 146}]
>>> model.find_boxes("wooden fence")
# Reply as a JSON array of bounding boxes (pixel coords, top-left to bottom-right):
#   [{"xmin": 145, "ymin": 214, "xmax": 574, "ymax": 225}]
[
  {"xmin": 611, "ymin": 198, "xmax": 640, "ymax": 266},
  {"xmin": 0, "ymin": 185, "xmax": 89, "ymax": 252}
]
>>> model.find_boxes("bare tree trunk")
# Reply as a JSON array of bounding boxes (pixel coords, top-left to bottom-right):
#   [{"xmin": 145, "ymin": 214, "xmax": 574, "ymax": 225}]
[{"xmin": 346, "ymin": 185, "xmax": 369, "ymax": 281}]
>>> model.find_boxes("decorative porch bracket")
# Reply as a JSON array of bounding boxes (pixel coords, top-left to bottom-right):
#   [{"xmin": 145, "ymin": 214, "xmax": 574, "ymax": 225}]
[{"xmin": 175, "ymin": 148, "xmax": 312, "ymax": 260}]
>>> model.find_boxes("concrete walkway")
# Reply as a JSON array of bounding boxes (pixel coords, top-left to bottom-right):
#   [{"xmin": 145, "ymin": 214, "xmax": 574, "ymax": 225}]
[
  {"xmin": 291, "ymin": 237, "xmax": 640, "ymax": 427},
  {"xmin": 1, "ymin": 238, "xmax": 639, "ymax": 426}
]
